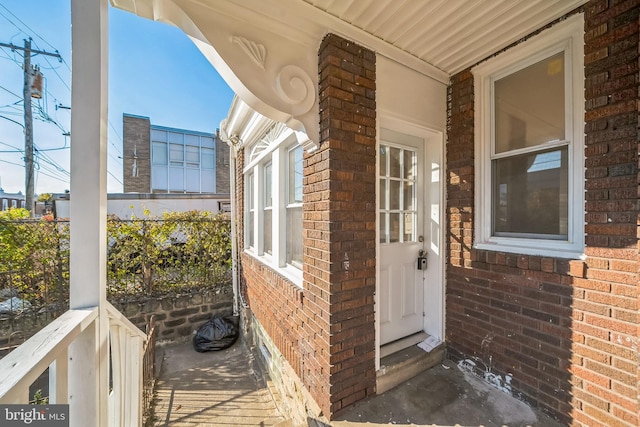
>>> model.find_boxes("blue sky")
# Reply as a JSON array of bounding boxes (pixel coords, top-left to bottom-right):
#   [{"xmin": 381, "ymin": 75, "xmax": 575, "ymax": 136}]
[{"xmin": 0, "ymin": 0, "xmax": 234, "ymax": 194}]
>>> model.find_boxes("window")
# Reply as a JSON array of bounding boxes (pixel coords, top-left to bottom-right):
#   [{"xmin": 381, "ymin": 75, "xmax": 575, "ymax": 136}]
[
  {"xmin": 201, "ymin": 148, "xmax": 214, "ymax": 169},
  {"xmin": 186, "ymin": 145, "xmax": 199, "ymax": 168},
  {"xmin": 247, "ymin": 172, "xmax": 255, "ymax": 248},
  {"xmin": 473, "ymin": 14, "xmax": 584, "ymax": 258},
  {"xmin": 286, "ymin": 146, "xmax": 303, "ymax": 267},
  {"xmin": 263, "ymin": 162, "xmax": 273, "ymax": 255},
  {"xmin": 244, "ymin": 129, "xmax": 304, "ymax": 285},
  {"xmin": 152, "ymin": 142, "xmax": 167, "ymax": 165},
  {"xmin": 378, "ymin": 130, "xmax": 418, "ymax": 244},
  {"xmin": 169, "ymin": 143, "xmax": 184, "ymax": 166}
]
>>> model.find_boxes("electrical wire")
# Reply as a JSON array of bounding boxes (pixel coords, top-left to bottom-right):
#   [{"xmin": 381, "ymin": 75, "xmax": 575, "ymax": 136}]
[
  {"xmin": 0, "ymin": 4, "xmax": 58, "ymax": 52},
  {"xmin": 0, "ymin": 84, "xmax": 21, "ymax": 99},
  {"xmin": 0, "ymin": 141, "xmax": 22, "ymax": 152},
  {"xmin": 108, "ymin": 170, "xmax": 123, "ymax": 185}
]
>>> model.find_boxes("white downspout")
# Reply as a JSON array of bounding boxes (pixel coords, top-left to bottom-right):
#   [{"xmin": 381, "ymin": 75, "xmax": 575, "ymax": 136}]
[{"xmin": 229, "ymin": 143, "xmax": 239, "ymax": 315}]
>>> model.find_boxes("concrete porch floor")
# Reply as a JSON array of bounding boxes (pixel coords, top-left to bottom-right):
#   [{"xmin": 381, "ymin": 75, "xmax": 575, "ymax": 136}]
[{"xmin": 153, "ymin": 339, "xmax": 563, "ymax": 427}]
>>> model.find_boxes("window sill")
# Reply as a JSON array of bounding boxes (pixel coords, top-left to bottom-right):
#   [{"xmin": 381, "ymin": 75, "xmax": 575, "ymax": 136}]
[
  {"xmin": 473, "ymin": 240, "xmax": 585, "ymax": 260},
  {"xmin": 243, "ymin": 250, "xmax": 303, "ymax": 288}
]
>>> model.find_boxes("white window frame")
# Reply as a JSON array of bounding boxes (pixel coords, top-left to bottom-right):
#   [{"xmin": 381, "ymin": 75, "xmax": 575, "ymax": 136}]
[
  {"xmin": 286, "ymin": 145, "xmax": 303, "ymax": 269},
  {"xmin": 472, "ymin": 13, "xmax": 584, "ymax": 259},
  {"xmin": 244, "ymin": 130, "xmax": 303, "ymax": 286}
]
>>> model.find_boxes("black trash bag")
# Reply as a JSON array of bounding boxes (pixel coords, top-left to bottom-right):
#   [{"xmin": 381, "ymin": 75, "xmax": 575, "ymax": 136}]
[{"xmin": 192, "ymin": 316, "xmax": 238, "ymax": 352}]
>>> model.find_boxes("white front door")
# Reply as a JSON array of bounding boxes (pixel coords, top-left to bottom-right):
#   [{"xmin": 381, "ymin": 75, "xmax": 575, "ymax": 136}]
[{"xmin": 379, "ymin": 128, "xmax": 425, "ymax": 345}]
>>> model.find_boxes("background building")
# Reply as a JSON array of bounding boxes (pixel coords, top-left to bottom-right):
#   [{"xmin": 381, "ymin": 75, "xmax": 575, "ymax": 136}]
[
  {"xmin": 0, "ymin": 188, "xmax": 25, "ymax": 211},
  {"xmin": 122, "ymin": 114, "xmax": 230, "ymax": 194}
]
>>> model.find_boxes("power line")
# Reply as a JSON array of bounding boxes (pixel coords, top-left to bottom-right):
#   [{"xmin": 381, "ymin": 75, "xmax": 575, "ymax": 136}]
[
  {"xmin": 0, "ymin": 140, "xmax": 22, "ymax": 150},
  {"xmin": 0, "ymin": 4, "xmax": 58, "ymax": 52},
  {"xmin": 108, "ymin": 170, "xmax": 123, "ymax": 185},
  {"xmin": 0, "ymin": 84, "xmax": 21, "ymax": 99},
  {"xmin": 0, "ymin": 158, "xmax": 25, "ymax": 168}
]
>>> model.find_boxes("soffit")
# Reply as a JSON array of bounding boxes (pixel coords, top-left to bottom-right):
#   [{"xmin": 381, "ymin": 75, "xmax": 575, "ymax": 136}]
[{"xmin": 302, "ymin": 0, "xmax": 588, "ymax": 74}]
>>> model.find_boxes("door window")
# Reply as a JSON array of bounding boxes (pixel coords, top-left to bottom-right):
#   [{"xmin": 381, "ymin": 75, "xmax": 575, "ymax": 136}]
[{"xmin": 379, "ymin": 142, "xmax": 417, "ymax": 244}]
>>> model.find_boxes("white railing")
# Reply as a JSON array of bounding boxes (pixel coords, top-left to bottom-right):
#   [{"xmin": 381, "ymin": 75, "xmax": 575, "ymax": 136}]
[
  {"xmin": 106, "ymin": 303, "xmax": 146, "ymax": 427},
  {"xmin": 0, "ymin": 303, "xmax": 146, "ymax": 426}
]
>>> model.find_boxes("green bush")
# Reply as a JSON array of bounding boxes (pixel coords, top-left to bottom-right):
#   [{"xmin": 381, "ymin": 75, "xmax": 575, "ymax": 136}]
[{"xmin": 0, "ymin": 209, "xmax": 231, "ymax": 308}]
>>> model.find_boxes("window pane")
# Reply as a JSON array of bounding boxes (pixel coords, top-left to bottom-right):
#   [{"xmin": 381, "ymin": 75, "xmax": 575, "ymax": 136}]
[
  {"xmin": 264, "ymin": 163, "xmax": 273, "ymax": 208},
  {"xmin": 404, "ymin": 181, "xmax": 414, "ymax": 211},
  {"xmin": 247, "ymin": 173, "xmax": 254, "ymax": 247},
  {"xmin": 186, "ymin": 145, "xmax": 199, "ymax": 163},
  {"xmin": 151, "ymin": 129, "xmax": 167, "ymax": 142},
  {"xmin": 389, "ymin": 180, "xmax": 401, "ymax": 210},
  {"xmin": 403, "ymin": 150, "xmax": 414, "ymax": 180},
  {"xmin": 288, "ymin": 146, "xmax": 303, "ymax": 204},
  {"xmin": 170, "ymin": 144, "xmax": 183, "ymax": 162},
  {"xmin": 248, "ymin": 212, "xmax": 254, "ymax": 247},
  {"xmin": 379, "ymin": 145, "xmax": 387, "ymax": 176},
  {"xmin": 389, "ymin": 213, "xmax": 400, "ymax": 243},
  {"xmin": 389, "ymin": 147, "xmax": 401, "ymax": 178},
  {"xmin": 152, "ymin": 142, "xmax": 167, "ymax": 165},
  {"xmin": 379, "ymin": 179, "xmax": 386, "ymax": 209},
  {"xmin": 185, "ymin": 134, "xmax": 199, "ymax": 146},
  {"xmin": 493, "ymin": 147, "xmax": 568, "ymax": 238},
  {"xmin": 379, "ymin": 212, "xmax": 387, "ymax": 244},
  {"xmin": 264, "ymin": 209, "xmax": 272, "ymax": 255},
  {"xmin": 201, "ymin": 148, "xmax": 214, "ymax": 169},
  {"xmin": 495, "ymin": 52, "xmax": 565, "ymax": 153},
  {"xmin": 168, "ymin": 132, "xmax": 184, "ymax": 144},
  {"xmin": 201, "ymin": 137, "xmax": 214, "ymax": 148},
  {"xmin": 286, "ymin": 206, "xmax": 302, "ymax": 268}
]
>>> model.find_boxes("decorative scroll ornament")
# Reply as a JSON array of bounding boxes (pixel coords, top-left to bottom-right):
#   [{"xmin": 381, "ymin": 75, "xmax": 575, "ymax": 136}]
[
  {"xmin": 231, "ymin": 36, "xmax": 266, "ymax": 70},
  {"xmin": 276, "ymin": 65, "xmax": 315, "ymax": 115}
]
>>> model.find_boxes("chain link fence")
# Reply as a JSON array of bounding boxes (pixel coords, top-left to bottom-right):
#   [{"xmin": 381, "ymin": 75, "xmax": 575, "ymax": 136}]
[{"xmin": 0, "ymin": 211, "xmax": 231, "ymax": 313}]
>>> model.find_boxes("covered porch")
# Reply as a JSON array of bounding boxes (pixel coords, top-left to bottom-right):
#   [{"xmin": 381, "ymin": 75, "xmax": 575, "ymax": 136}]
[{"xmin": 3, "ymin": 1, "xmax": 637, "ymax": 426}]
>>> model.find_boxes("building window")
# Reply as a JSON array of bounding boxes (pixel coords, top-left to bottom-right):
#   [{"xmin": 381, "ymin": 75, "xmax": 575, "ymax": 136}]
[
  {"xmin": 202, "ymin": 148, "xmax": 214, "ymax": 169},
  {"xmin": 152, "ymin": 142, "xmax": 167, "ymax": 165},
  {"xmin": 2, "ymin": 199, "xmax": 7, "ymax": 211},
  {"xmin": 247, "ymin": 171, "xmax": 255, "ymax": 248},
  {"xmin": 151, "ymin": 127, "xmax": 216, "ymax": 193},
  {"xmin": 244, "ymin": 130, "xmax": 303, "ymax": 285},
  {"xmin": 286, "ymin": 146, "xmax": 303, "ymax": 268},
  {"xmin": 263, "ymin": 162, "xmax": 273, "ymax": 255},
  {"xmin": 473, "ymin": 14, "xmax": 584, "ymax": 258}
]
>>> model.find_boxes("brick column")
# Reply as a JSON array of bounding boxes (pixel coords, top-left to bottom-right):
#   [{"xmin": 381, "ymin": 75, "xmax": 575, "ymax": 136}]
[{"xmin": 301, "ymin": 33, "xmax": 376, "ymax": 417}]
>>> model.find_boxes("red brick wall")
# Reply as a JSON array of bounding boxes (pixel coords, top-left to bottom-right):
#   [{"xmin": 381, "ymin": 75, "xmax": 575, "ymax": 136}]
[
  {"xmin": 238, "ymin": 33, "xmax": 376, "ymax": 419},
  {"xmin": 446, "ymin": 2, "xmax": 639, "ymax": 426}
]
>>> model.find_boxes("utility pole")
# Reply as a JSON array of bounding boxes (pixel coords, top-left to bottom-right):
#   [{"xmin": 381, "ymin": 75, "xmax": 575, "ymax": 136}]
[{"xmin": 0, "ymin": 39, "xmax": 61, "ymax": 216}]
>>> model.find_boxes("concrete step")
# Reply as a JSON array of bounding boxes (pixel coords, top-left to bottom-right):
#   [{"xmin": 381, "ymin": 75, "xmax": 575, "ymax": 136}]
[{"xmin": 376, "ymin": 339, "xmax": 445, "ymax": 395}]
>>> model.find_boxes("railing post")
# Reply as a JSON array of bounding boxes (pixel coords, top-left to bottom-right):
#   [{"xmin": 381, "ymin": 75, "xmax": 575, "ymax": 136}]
[
  {"xmin": 69, "ymin": 0, "xmax": 109, "ymax": 426},
  {"xmin": 49, "ymin": 349, "xmax": 69, "ymax": 404}
]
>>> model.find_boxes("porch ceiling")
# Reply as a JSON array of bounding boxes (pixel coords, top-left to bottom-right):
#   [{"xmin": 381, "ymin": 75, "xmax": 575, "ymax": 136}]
[
  {"xmin": 111, "ymin": 0, "xmax": 588, "ymax": 146},
  {"xmin": 302, "ymin": 0, "xmax": 588, "ymax": 75}
]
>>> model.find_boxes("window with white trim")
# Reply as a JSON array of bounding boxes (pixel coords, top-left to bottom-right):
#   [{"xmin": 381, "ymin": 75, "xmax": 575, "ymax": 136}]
[
  {"xmin": 247, "ymin": 171, "xmax": 255, "ymax": 249},
  {"xmin": 473, "ymin": 14, "xmax": 584, "ymax": 258},
  {"xmin": 263, "ymin": 162, "xmax": 273, "ymax": 255},
  {"xmin": 286, "ymin": 146, "xmax": 303, "ymax": 268},
  {"xmin": 244, "ymin": 130, "xmax": 303, "ymax": 285}
]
